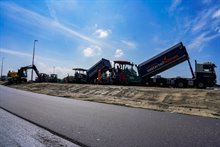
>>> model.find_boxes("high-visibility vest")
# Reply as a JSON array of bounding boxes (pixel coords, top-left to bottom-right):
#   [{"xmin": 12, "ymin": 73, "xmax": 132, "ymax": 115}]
[{"xmin": 97, "ymin": 69, "xmax": 101, "ymax": 81}]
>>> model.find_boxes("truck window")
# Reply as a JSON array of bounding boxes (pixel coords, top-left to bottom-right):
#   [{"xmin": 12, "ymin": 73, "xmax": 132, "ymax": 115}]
[{"xmin": 203, "ymin": 65, "xmax": 213, "ymax": 72}]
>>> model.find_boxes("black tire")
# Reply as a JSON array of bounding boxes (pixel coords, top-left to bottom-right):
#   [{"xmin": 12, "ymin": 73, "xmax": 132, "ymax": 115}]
[
  {"xmin": 145, "ymin": 82, "xmax": 150, "ymax": 86},
  {"xmin": 158, "ymin": 82, "xmax": 165, "ymax": 87},
  {"xmin": 197, "ymin": 82, "xmax": 206, "ymax": 89},
  {"xmin": 176, "ymin": 80, "xmax": 186, "ymax": 88}
]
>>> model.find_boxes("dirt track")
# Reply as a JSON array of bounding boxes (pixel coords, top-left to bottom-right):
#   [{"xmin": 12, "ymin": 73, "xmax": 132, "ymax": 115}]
[{"xmin": 7, "ymin": 83, "xmax": 220, "ymax": 119}]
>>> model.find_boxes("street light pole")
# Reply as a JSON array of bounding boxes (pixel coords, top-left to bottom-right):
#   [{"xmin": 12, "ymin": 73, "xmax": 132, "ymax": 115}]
[
  {"xmin": 0, "ymin": 57, "xmax": 4, "ymax": 79},
  {"xmin": 31, "ymin": 40, "xmax": 38, "ymax": 81}
]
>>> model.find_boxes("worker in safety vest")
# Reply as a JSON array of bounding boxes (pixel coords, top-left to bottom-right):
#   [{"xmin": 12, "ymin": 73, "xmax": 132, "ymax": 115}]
[{"xmin": 97, "ymin": 69, "xmax": 101, "ymax": 82}]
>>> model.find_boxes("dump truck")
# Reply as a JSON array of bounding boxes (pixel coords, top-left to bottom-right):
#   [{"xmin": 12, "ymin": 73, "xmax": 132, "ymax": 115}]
[
  {"xmin": 138, "ymin": 42, "xmax": 217, "ymax": 88},
  {"xmin": 87, "ymin": 58, "xmax": 112, "ymax": 83}
]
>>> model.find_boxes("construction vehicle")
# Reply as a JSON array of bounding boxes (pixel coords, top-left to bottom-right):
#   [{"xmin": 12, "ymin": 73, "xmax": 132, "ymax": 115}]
[
  {"xmin": 35, "ymin": 73, "xmax": 49, "ymax": 82},
  {"xmin": 62, "ymin": 74, "xmax": 75, "ymax": 83},
  {"xmin": 111, "ymin": 61, "xmax": 142, "ymax": 85},
  {"xmin": 1, "ymin": 75, "xmax": 8, "ymax": 81},
  {"xmin": 48, "ymin": 74, "xmax": 58, "ymax": 83},
  {"xmin": 84, "ymin": 42, "xmax": 216, "ymax": 88},
  {"xmin": 86, "ymin": 59, "xmax": 142, "ymax": 84},
  {"xmin": 72, "ymin": 68, "xmax": 87, "ymax": 83},
  {"xmin": 137, "ymin": 42, "xmax": 217, "ymax": 88},
  {"xmin": 7, "ymin": 65, "xmax": 41, "ymax": 84},
  {"xmin": 87, "ymin": 58, "xmax": 112, "ymax": 83}
]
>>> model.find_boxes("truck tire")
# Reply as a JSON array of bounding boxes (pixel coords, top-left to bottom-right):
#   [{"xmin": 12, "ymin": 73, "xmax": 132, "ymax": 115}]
[
  {"xmin": 176, "ymin": 80, "xmax": 186, "ymax": 88},
  {"xmin": 197, "ymin": 82, "xmax": 206, "ymax": 89},
  {"xmin": 158, "ymin": 82, "xmax": 165, "ymax": 87}
]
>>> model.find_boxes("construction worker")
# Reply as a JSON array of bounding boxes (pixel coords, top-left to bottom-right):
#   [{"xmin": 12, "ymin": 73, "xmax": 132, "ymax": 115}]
[{"xmin": 97, "ymin": 69, "xmax": 101, "ymax": 82}]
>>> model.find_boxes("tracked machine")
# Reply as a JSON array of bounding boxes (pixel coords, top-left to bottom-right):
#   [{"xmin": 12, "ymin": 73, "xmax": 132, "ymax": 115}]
[{"xmin": 7, "ymin": 65, "xmax": 41, "ymax": 84}]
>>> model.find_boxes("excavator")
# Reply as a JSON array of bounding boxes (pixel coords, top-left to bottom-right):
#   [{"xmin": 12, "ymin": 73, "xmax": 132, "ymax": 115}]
[{"xmin": 7, "ymin": 64, "xmax": 41, "ymax": 84}]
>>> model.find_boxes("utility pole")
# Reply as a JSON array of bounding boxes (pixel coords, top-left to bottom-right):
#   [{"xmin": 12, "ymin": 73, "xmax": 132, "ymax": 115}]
[
  {"xmin": 53, "ymin": 66, "xmax": 55, "ymax": 74},
  {"xmin": 31, "ymin": 40, "xmax": 38, "ymax": 81},
  {"xmin": 1, "ymin": 57, "xmax": 4, "ymax": 79}
]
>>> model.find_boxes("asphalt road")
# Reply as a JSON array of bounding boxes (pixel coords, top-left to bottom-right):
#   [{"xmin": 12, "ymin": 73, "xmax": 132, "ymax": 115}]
[
  {"xmin": 0, "ymin": 108, "xmax": 79, "ymax": 147},
  {"xmin": 0, "ymin": 85, "xmax": 220, "ymax": 147}
]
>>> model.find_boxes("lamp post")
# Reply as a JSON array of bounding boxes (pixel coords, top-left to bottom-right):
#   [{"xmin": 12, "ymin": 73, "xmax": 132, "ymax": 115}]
[
  {"xmin": 31, "ymin": 40, "xmax": 38, "ymax": 81},
  {"xmin": 0, "ymin": 57, "xmax": 4, "ymax": 79}
]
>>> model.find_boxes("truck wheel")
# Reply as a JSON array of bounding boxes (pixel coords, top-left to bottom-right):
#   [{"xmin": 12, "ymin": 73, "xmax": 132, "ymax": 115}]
[
  {"xmin": 159, "ymin": 82, "xmax": 164, "ymax": 87},
  {"xmin": 145, "ymin": 82, "xmax": 150, "ymax": 86},
  {"xmin": 176, "ymin": 81, "xmax": 185, "ymax": 88},
  {"xmin": 197, "ymin": 82, "xmax": 206, "ymax": 89}
]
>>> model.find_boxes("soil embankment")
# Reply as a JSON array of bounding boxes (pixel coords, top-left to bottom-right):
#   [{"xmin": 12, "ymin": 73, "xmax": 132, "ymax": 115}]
[{"xmin": 7, "ymin": 83, "xmax": 220, "ymax": 119}]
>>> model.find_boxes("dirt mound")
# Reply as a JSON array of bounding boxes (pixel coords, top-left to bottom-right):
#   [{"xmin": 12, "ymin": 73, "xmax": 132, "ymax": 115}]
[{"xmin": 9, "ymin": 83, "xmax": 220, "ymax": 119}]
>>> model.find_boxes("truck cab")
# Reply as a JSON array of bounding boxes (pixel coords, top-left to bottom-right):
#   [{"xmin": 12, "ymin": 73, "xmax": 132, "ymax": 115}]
[{"xmin": 195, "ymin": 61, "xmax": 217, "ymax": 88}]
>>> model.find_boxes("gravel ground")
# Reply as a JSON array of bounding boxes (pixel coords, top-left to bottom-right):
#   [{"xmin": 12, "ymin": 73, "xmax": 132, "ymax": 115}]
[{"xmin": 0, "ymin": 108, "xmax": 80, "ymax": 147}]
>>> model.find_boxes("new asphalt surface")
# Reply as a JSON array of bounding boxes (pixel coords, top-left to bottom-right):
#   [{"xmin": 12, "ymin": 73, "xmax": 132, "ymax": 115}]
[
  {"xmin": 0, "ymin": 108, "xmax": 79, "ymax": 147},
  {"xmin": 0, "ymin": 85, "xmax": 220, "ymax": 147}
]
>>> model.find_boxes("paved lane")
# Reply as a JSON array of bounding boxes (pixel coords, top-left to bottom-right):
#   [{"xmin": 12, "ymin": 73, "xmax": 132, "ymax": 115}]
[
  {"xmin": 0, "ymin": 108, "xmax": 79, "ymax": 147},
  {"xmin": 0, "ymin": 85, "xmax": 220, "ymax": 147}
]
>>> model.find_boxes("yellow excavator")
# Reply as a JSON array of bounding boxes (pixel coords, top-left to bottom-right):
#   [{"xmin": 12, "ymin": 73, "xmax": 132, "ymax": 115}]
[{"xmin": 7, "ymin": 65, "xmax": 40, "ymax": 84}]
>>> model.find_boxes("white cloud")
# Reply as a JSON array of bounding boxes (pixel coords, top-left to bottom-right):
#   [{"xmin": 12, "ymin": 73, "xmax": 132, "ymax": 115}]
[
  {"xmin": 183, "ymin": 6, "xmax": 220, "ymax": 52},
  {"xmin": 169, "ymin": 0, "xmax": 182, "ymax": 12},
  {"xmin": 46, "ymin": 0, "xmax": 58, "ymax": 21},
  {"xmin": 192, "ymin": 22, "xmax": 206, "ymax": 32},
  {"xmin": 189, "ymin": 7, "xmax": 220, "ymax": 34},
  {"xmin": 46, "ymin": 0, "xmax": 78, "ymax": 12},
  {"xmin": 52, "ymin": 66, "xmax": 73, "ymax": 78},
  {"xmin": 83, "ymin": 46, "xmax": 102, "ymax": 57},
  {"xmin": 187, "ymin": 32, "xmax": 220, "ymax": 52},
  {"xmin": 0, "ymin": 48, "xmax": 73, "ymax": 79},
  {"xmin": 0, "ymin": 2, "xmax": 102, "ymax": 47},
  {"xmin": 36, "ymin": 61, "xmax": 74, "ymax": 79},
  {"xmin": 114, "ymin": 49, "xmax": 124, "ymax": 58},
  {"xmin": 0, "ymin": 48, "xmax": 31, "ymax": 57},
  {"xmin": 95, "ymin": 29, "xmax": 111, "ymax": 38},
  {"xmin": 191, "ymin": 9, "xmax": 212, "ymax": 32},
  {"xmin": 187, "ymin": 33, "xmax": 206, "ymax": 51},
  {"xmin": 0, "ymin": 48, "xmax": 58, "ymax": 63},
  {"xmin": 121, "ymin": 40, "xmax": 136, "ymax": 49},
  {"xmin": 152, "ymin": 36, "xmax": 170, "ymax": 46},
  {"xmin": 212, "ymin": 9, "xmax": 220, "ymax": 19},
  {"xmin": 83, "ymin": 47, "xmax": 93, "ymax": 57}
]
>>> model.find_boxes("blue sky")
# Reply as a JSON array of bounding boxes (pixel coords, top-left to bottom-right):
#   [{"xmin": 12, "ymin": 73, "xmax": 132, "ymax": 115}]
[{"xmin": 0, "ymin": 0, "xmax": 220, "ymax": 83}]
